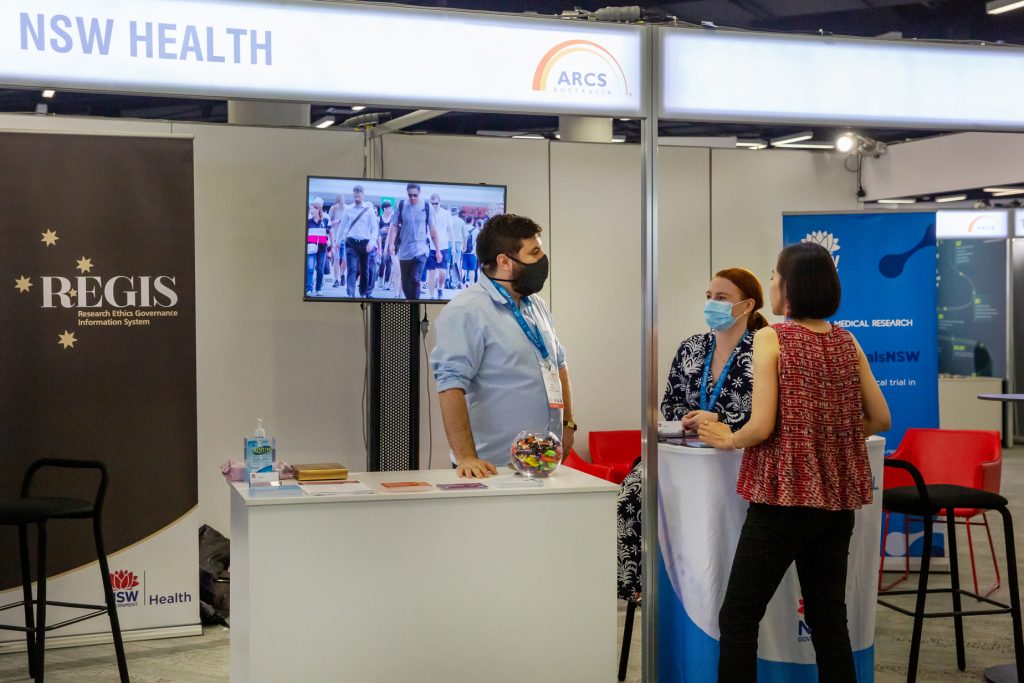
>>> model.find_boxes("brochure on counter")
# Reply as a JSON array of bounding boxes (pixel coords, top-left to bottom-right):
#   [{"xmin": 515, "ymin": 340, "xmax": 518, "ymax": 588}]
[{"xmin": 298, "ymin": 480, "xmax": 374, "ymax": 496}]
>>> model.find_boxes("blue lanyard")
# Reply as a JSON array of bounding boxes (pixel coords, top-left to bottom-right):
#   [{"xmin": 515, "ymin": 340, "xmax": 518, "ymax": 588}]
[
  {"xmin": 699, "ymin": 331, "xmax": 748, "ymax": 411},
  {"xmin": 491, "ymin": 280, "xmax": 549, "ymax": 360}
]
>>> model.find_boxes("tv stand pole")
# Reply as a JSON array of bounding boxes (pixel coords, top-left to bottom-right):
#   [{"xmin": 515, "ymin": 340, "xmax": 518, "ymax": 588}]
[{"xmin": 367, "ymin": 302, "xmax": 421, "ymax": 471}]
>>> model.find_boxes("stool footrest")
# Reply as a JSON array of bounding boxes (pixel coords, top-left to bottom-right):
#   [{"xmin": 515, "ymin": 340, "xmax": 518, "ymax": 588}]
[
  {"xmin": 46, "ymin": 609, "xmax": 110, "ymax": 631},
  {"xmin": 879, "ymin": 586, "xmax": 1010, "ymax": 610},
  {"xmin": 0, "ymin": 599, "xmax": 112, "ymax": 612}
]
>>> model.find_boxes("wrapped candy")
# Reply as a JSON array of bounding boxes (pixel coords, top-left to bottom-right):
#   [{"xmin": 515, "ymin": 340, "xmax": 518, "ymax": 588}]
[{"xmin": 510, "ymin": 431, "xmax": 563, "ymax": 478}]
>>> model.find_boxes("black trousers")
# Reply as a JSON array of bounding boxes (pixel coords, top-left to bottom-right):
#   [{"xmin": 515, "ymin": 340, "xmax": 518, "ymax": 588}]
[
  {"xmin": 718, "ymin": 502, "xmax": 857, "ymax": 683},
  {"xmin": 345, "ymin": 239, "xmax": 371, "ymax": 297},
  {"xmin": 399, "ymin": 255, "xmax": 427, "ymax": 300}
]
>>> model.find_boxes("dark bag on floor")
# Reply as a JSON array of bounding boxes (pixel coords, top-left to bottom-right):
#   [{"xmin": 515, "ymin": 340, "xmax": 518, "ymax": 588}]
[{"xmin": 199, "ymin": 524, "xmax": 230, "ymax": 626}]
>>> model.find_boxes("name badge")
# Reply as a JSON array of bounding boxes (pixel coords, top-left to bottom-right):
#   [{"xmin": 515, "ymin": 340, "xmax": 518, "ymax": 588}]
[{"xmin": 542, "ymin": 359, "xmax": 564, "ymax": 409}]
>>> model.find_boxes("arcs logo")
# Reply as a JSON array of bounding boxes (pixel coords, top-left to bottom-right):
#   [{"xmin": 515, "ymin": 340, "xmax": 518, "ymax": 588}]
[
  {"xmin": 533, "ymin": 40, "xmax": 630, "ymax": 97},
  {"xmin": 967, "ymin": 215, "xmax": 1002, "ymax": 235}
]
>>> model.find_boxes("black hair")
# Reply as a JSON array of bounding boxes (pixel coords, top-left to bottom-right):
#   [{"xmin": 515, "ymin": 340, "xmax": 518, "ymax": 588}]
[
  {"xmin": 477, "ymin": 214, "xmax": 543, "ymax": 274},
  {"xmin": 775, "ymin": 242, "xmax": 841, "ymax": 319},
  {"xmin": 406, "ymin": 183, "xmax": 421, "ymax": 192}
]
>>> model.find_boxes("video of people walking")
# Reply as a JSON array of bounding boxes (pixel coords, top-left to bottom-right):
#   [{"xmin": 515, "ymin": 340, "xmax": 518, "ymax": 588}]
[{"xmin": 304, "ymin": 176, "xmax": 507, "ymax": 302}]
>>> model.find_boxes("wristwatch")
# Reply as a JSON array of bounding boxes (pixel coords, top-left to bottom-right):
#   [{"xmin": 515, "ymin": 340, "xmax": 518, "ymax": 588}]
[{"xmin": 563, "ymin": 420, "xmax": 579, "ymax": 431}]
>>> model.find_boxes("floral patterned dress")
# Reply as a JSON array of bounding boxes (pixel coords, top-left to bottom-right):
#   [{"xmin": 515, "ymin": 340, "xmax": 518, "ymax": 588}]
[{"xmin": 616, "ymin": 331, "xmax": 755, "ymax": 600}]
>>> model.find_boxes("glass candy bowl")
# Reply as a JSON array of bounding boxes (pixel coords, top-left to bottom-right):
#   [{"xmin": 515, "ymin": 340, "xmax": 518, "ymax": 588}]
[{"xmin": 510, "ymin": 431, "xmax": 563, "ymax": 478}]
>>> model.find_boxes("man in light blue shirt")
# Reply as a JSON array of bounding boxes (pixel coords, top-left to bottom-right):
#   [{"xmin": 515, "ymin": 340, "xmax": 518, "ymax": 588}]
[{"xmin": 431, "ymin": 214, "xmax": 577, "ymax": 478}]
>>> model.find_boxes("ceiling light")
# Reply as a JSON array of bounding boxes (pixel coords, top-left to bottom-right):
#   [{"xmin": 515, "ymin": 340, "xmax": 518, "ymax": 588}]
[
  {"xmin": 833, "ymin": 132, "xmax": 887, "ymax": 156},
  {"xmin": 351, "ymin": 105, "xmax": 366, "ymax": 112},
  {"xmin": 618, "ymin": 118, "xmax": 631, "ymax": 121},
  {"xmin": 835, "ymin": 132, "xmax": 857, "ymax": 154},
  {"xmin": 611, "ymin": 136, "xmax": 626, "ymax": 143},
  {"xmin": 983, "ymin": 186, "xmax": 1024, "ymax": 194},
  {"xmin": 736, "ymin": 139, "xmax": 767, "ymax": 150},
  {"xmin": 313, "ymin": 116, "xmax": 335, "ymax": 129},
  {"xmin": 41, "ymin": 89, "xmax": 55, "ymax": 99},
  {"xmin": 987, "ymin": 0, "xmax": 1024, "ymax": 14},
  {"xmin": 935, "ymin": 194, "xmax": 967, "ymax": 203},
  {"xmin": 993, "ymin": 189, "xmax": 1024, "ymax": 197},
  {"xmin": 776, "ymin": 142, "xmax": 836, "ymax": 149},
  {"xmin": 512, "ymin": 134, "xmax": 545, "ymax": 140},
  {"xmin": 878, "ymin": 198, "xmax": 917, "ymax": 204},
  {"xmin": 770, "ymin": 131, "xmax": 814, "ymax": 146}
]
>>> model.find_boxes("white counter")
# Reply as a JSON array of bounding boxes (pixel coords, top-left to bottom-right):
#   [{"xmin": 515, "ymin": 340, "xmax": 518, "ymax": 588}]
[{"xmin": 229, "ymin": 467, "xmax": 619, "ymax": 683}]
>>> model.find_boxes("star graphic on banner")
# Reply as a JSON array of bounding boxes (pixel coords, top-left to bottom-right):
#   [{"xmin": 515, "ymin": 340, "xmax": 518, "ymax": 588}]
[
  {"xmin": 58, "ymin": 330, "xmax": 77, "ymax": 349},
  {"xmin": 41, "ymin": 229, "xmax": 59, "ymax": 246},
  {"xmin": 14, "ymin": 276, "xmax": 32, "ymax": 293},
  {"xmin": 68, "ymin": 288, "xmax": 78, "ymax": 298},
  {"xmin": 76, "ymin": 257, "xmax": 94, "ymax": 273}
]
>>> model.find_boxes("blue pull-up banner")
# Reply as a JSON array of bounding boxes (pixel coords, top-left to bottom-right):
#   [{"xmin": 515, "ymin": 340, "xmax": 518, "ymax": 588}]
[
  {"xmin": 782, "ymin": 212, "xmax": 939, "ymax": 454},
  {"xmin": 783, "ymin": 212, "xmax": 942, "ymax": 564}
]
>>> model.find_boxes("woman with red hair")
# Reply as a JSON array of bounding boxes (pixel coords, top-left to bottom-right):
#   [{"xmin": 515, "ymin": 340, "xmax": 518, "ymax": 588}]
[{"xmin": 617, "ymin": 268, "xmax": 768, "ymax": 602}]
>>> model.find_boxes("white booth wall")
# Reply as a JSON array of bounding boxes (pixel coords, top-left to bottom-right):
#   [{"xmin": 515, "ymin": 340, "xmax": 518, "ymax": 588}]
[{"xmin": 0, "ymin": 113, "xmax": 857, "ymax": 535}]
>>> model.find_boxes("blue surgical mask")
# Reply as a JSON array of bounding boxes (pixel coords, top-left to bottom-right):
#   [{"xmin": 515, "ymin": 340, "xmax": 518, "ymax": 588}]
[{"xmin": 704, "ymin": 299, "xmax": 744, "ymax": 331}]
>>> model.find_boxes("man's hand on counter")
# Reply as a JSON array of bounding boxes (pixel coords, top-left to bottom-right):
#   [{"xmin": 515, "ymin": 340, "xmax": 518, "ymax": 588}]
[{"xmin": 456, "ymin": 457, "xmax": 498, "ymax": 479}]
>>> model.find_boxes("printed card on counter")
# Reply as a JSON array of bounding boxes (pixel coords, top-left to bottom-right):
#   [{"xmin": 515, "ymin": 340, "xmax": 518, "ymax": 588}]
[
  {"xmin": 489, "ymin": 475, "xmax": 544, "ymax": 489},
  {"xmin": 298, "ymin": 480, "xmax": 374, "ymax": 496},
  {"xmin": 378, "ymin": 481, "xmax": 434, "ymax": 493},
  {"xmin": 436, "ymin": 482, "xmax": 488, "ymax": 491}
]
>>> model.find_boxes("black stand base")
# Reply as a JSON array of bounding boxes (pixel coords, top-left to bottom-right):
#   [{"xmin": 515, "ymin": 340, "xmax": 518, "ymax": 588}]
[
  {"xmin": 985, "ymin": 664, "xmax": 1021, "ymax": 683},
  {"xmin": 367, "ymin": 302, "xmax": 420, "ymax": 471}
]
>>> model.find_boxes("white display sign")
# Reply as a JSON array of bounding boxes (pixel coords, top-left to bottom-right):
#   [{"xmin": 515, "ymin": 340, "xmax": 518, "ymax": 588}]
[
  {"xmin": 0, "ymin": 510, "xmax": 201, "ymax": 648},
  {"xmin": 660, "ymin": 28, "xmax": 1024, "ymax": 128},
  {"xmin": 936, "ymin": 210, "xmax": 1009, "ymax": 239},
  {"xmin": 0, "ymin": 0, "xmax": 643, "ymax": 117}
]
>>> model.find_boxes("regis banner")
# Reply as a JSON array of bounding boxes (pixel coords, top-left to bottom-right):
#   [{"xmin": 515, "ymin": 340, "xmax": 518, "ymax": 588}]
[{"xmin": 0, "ymin": 132, "xmax": 199, "ymax": 645}]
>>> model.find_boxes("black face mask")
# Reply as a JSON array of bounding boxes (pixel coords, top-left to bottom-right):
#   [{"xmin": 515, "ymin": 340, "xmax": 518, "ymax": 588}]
[
  {"xmin": 495, "ymin": 254, "xmax": 549, "ymax": 296},
  {"xmin": 510, "ymin": 254, "xmax": 549, "ymax": 296}
]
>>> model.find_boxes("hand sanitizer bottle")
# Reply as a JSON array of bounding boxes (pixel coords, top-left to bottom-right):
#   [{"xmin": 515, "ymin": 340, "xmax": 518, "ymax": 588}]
[{"xmin": 244, "ymin": 419, "xmax": 276, "ymax": 487}]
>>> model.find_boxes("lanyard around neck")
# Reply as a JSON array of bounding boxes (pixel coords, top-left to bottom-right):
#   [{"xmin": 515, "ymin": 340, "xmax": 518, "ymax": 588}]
[
  {"xmin": 490, "ymin": 280, "xmax": 549, "ymax": 360},
  {"xmin": 699, "ymin": 331, "xmax": 748, "ymax": 411}
]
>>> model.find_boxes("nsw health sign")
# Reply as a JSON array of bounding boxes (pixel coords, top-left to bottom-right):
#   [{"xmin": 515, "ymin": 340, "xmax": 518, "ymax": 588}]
[{"xmin": 782, "ymin": 213, "xmax": 939, "ymax": 453}]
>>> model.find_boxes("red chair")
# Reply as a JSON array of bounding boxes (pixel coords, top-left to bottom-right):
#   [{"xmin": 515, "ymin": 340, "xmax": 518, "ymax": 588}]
[
  {"xmin": 879, "ymin": 428, "xmax": 1003, "ymax": 598},
  {"xmin": 562, "ymin": 450, "xmax": 615, "ymax": 483},
  {"xmin": 589, "ymin": 430, "xmax": 641, "ymax": 484}
]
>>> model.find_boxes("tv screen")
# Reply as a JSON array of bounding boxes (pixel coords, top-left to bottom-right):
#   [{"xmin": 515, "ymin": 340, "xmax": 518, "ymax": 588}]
[{"xmin": 304, "ymin": 176, "xmax": 507, "ymax": 303}]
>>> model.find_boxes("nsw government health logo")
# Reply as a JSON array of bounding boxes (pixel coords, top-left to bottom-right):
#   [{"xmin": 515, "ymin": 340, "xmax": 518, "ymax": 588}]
[
  {"xmin": 110, "ymin": 570, "xmax": 141, "ymax": 607},
  {"xmin": 532, "ymin": 40, "xmax": 630, "ymax": 97},
  {"xmin": 801, "ymin": 230, "xmax": 841, "ymax": 270},
  {"xmin": 109, "ymin": 568, "xmax": 192, "ymax": 608}
]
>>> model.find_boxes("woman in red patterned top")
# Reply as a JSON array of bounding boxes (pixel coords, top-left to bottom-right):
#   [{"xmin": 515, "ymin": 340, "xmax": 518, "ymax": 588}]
[{"xmin": 699, "ymin": 243, "xmax": 891, "ymax": 683}]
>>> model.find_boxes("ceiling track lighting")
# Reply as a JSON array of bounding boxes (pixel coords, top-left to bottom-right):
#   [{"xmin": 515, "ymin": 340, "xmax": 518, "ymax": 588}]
[
  {"xmin": 834, "ymin": 132, "xmax": 887, "ymax": 157},
  {"xmin": 736, "ymin": 139, "xmax": 767, "ymax": 150},
  {"xmin": 770, "ymin": 131, "xmax": 814, "ymax": 146},
  {"xmin": 935, "ymin": 194, "xmax": 967, "ymax": 203},
  {"xmin": 877, "ymin": 198, "xmax": 917, "ymax": 204},
  {"xmin": 776, "ymin": 142, "xmax": 835, "ymax": 150},
  {"xmin": 987, "ymin": 0, "xmax": 1024, "ymax": 14}
]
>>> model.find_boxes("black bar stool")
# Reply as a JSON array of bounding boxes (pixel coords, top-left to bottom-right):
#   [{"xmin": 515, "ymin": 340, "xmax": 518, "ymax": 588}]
[
  {"xmin": 618, "ymin": 597, "xmax": 638, "ymax": 681},
  {"xmin": 877, "ymin": 458, "xmax": 1024, "ymax": 683},
  {"xmin": 0, "ymin": 458, "xmax": 129, "ymax": 682}
]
